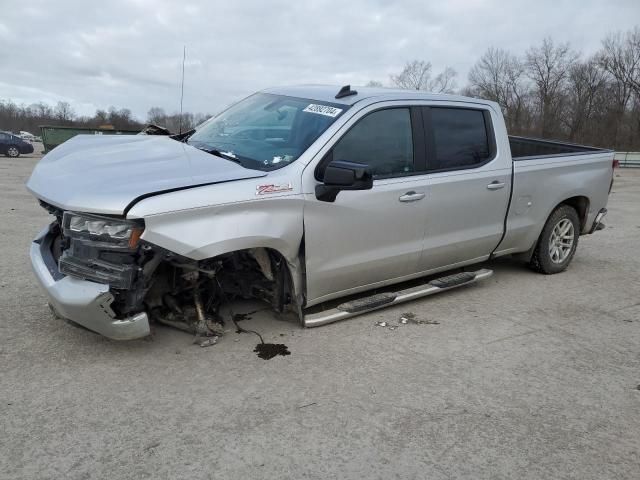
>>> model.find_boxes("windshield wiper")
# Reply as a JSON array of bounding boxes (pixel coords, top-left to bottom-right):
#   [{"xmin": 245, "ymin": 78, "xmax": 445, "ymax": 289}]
[
  {"xmin": 196, "ymin": 146, "xmax": 244, "ymax": 166},
  {"xmin": 171, "ymin": 128, "xmax": 196, "ymax": 142}
]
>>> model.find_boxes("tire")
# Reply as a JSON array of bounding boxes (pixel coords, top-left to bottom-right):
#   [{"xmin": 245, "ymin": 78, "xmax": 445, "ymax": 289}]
[
  {"xmin": 529, "ymin": 205, "xmax": 580, "ymax": 274},
  {"xmin": 6, "ymin": 146, "xmax": 20, "ymax": 158}
]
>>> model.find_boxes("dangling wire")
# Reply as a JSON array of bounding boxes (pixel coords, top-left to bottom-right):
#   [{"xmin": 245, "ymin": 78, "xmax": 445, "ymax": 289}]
[{"xmin": 215, "ymin": 278, "xmax": 265, "ymax": 344}]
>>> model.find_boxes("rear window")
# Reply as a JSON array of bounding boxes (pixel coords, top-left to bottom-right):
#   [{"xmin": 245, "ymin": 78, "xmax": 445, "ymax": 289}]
[{"xmin": 429, "ymin": 108, "xmax": 491, "ymax": 171}]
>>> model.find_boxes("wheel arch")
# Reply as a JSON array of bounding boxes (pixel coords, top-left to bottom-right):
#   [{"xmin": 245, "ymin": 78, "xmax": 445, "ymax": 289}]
[
  {"xmin": 559, "ymin": 195, "xmax": 590, "ymax": 233},
  {"xmin": 515, "ymin": 194, "xmax": 590, "ymax": 263}
]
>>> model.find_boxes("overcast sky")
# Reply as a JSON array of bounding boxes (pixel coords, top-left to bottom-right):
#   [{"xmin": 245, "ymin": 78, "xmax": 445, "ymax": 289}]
[{"xmin": 0, "ymin": 0, "xmax": 638, "ymax": 120}]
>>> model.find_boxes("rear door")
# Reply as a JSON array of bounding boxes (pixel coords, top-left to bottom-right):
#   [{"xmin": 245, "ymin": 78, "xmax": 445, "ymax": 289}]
[
  {"xmin": 417, "ymin": 105, "xmax": 511, "ymax": 271},
  {"xmin": 303, "ymin": 105, "xmax": 430, "ymax": 305},
  {"xmin": 0, "ymin": 133, "xmax": 8, "ymax": 154}
]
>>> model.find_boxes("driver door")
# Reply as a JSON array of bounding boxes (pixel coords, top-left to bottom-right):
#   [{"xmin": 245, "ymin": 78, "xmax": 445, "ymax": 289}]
[{"xmin": 303, "ymin": 106, "xmax": 430, "ymax": 306}]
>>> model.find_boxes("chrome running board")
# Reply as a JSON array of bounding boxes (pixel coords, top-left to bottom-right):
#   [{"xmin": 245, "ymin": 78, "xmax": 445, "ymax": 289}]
[{"xmin": 303, "ymin": 268, "xmax": 493, "ymax": 328}]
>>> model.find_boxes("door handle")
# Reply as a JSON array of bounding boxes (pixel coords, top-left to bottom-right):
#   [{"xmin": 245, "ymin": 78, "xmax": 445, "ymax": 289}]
[
  {"xmin": 487, "ymin": 181, "xmax": 505, "ymax": 190},
  {"xmin": 399, "ymin": 191, "xmax": 425, "ymax": 202}
]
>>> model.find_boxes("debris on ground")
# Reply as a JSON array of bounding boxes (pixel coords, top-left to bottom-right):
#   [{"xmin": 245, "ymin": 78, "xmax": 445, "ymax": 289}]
[
  {"xmin": 400, "ymin": 312, "xmax": 416, "ymax": 323},
  {"xmin": 400, "ymin": 312, "xmax": 439, "ymax": 325},
  {"xmin": 195, "ymin": 335, "xmax": 219, "ymax": 347},
  {"xmin": 144, "ymin": 441, "xmax": 161, "ymax": 452},
  {"xmin": 417, "ymin": 319, "xmax": 440, "ymax": 325},
  {"xmin": 376, "ymin": 312, "xmax": 440, "ymax": 330}
]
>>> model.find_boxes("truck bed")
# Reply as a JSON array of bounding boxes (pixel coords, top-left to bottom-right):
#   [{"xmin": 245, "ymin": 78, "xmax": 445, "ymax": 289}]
[
  {"xmin": 509, "ymin": 136, "xmax": 610, "ymax": 160},
  {"xmin": 495, "ymin": 135, "xmax": 614, "ymax": 259}
]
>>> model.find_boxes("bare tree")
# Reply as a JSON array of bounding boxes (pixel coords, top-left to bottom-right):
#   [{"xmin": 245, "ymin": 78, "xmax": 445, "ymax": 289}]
[
  {"xmin": 525, "ymin": 38, "xmax": 577, "ymax": 136},
  {"xmin": 391, "ymin": 60, "xmax": 432, "ymax": 90},
  {"xmin": 194, "ymin": 112, "xmax": 211, "ymax": 126},
  {"xmin": 31, "ymin": 102, "xmax": 52, "ymax": 119},
  {"xmin": 599, "ymin": 27, "xmax": 640, "ymax": 97},
  {"xmin": 468, "ymin": 47, "xmax": 527, "ymax": 130},
  {"xmin": 54, "ymin": 101, "xmax": 75, "ymax": 124},
  {"xmin": 365, "ymin": 80, "xmax": 384, "ymax": 87},
  {"xmin": 93, "ymin": 109, "xmax": 109, "ymax": 126},
  {"xmin": 430, "ymin": 67, "xmax": 457, "ymax": 93},
  {"xmin": 596, "ymin": 28, "xmax": 640, "ymax": 146},
  {"xmin": 391, "ymin": 60, "xmax": 457, "ymax": 93},
  {"xmin": 147, "ymin": 107, "xmax": 167, "ymax": 125},
  {"xmin": 565, "ymin": 58, "xmax": 607, "ymax": 141}
]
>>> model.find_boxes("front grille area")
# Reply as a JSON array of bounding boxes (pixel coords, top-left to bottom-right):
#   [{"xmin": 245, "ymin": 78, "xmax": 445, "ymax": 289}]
[
  {"xmin": 58, "ymin": 230, "xmax": 140, "ymax": 289},
  {"xmin": 40, "ymin": 202, "xmax": 142, "ymax": 289},
  {"xmin": 59, "ymin": 250, "xmax": 138, "ymax": 289}
]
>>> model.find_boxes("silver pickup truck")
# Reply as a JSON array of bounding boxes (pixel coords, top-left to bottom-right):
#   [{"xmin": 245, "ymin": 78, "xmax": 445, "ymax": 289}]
[{"xmin": 26, "ymin": 85, "xmax": 614, "ymax": 341}]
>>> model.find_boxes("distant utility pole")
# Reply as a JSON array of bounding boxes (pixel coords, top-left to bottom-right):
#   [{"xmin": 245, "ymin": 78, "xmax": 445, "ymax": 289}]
[{"xmin": 179, "ymin": 46, "xmax": 186, "ymax": 134}]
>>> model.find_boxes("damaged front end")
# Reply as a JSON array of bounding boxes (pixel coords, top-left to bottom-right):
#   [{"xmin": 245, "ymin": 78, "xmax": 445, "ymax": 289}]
[{"xmin": 32, "ymin": 203, "xmax": 296, "ymax": 340}]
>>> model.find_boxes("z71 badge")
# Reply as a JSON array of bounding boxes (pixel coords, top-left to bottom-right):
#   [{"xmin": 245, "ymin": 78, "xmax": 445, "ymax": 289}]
[{"xmin": 256, "ymin": 183, "xmax": 293, "ymax": 195}]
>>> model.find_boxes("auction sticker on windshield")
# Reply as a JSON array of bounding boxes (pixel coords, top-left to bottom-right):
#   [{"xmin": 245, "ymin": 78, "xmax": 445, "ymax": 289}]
[{"xmin": 303, "ymin": 104, "xmax": 343, "ymax": 117}]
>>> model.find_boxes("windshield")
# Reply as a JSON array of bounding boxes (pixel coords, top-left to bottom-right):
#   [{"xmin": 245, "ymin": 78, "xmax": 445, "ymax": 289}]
[{"xmin": 187, "ymin": 93, "xmax": 347, "ymax": 171}]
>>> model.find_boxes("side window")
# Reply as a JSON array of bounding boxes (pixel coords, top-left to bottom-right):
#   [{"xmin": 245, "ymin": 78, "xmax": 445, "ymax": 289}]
[
  {"xmin": 0, "ymin": 133, "xmax": 7, "ymax": 141},
  {"xmin": 429, "ymin": 108, "xmax": 491, "ymax": 171},
  {"xmin": 332, "ymin": 108, "xmax": 414, "ymax": 178}
]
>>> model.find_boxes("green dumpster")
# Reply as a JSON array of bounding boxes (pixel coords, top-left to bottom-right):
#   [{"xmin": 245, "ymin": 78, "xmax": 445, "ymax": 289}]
[{"xmin": 39, "ymin": 126, "xmax": 140, "ymax": 153}]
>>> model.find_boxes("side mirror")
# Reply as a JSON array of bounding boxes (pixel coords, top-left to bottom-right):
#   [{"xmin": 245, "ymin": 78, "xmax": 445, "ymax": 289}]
[{"xmin": 315, "ymin": 160, "xmax": 373, "ymax": 202}]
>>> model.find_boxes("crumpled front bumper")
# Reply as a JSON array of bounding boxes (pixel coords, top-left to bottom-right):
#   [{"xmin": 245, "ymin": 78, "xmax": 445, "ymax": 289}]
[{"xmin": 30, "ymin": 226, "xmax": 150, "ymax": 340}]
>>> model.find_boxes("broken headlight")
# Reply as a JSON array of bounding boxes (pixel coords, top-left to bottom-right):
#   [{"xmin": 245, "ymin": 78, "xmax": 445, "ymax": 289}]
[{"xmin": 62, "ymin": 212, "xmax": 144, "ymax": 248}]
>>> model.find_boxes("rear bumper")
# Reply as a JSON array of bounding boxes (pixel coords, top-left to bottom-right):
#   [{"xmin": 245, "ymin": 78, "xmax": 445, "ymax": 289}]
[
  {"xmin": 588, "ymin": 208, "xmax": 607, "ymax": 234},
  {"xmin": 30, "ymin": 226, "xmax": 150, "ymax": 340}
]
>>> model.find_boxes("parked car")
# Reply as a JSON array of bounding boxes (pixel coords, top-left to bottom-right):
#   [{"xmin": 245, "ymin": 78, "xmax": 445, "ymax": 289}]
[
  {"xmin": 1, "ymin": 131, "xmax": 34, "ymax": 157},
  {"xmin": 26, "ymin": 85, "xmax": 614, "ymax": 341}
]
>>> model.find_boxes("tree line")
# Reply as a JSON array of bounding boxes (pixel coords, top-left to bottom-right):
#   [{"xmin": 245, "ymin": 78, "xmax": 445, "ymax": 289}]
[
  {"xmin": 0, "ymin": 100, "xmax": 211, "ymax": 136},
  {"xmin": 375, "ymin": 27, "xmax": 640, "ymax": 150},
  {"xmin": 0, "ymin": 101, "xmax": 144, "ymax": 134},
  {"xmin": 1, "ymin": 27, "xmax": 638, "ymax": 150}
]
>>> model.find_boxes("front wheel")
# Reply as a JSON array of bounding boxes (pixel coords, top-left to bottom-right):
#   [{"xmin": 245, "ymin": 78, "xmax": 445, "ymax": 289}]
[
  {"xmin": 530, "ymin": 205, "xmax": 580, "ymax": 274},
  {"xmin": 6, "ymin": 146, "xmax": 20, "ymax": 157}
]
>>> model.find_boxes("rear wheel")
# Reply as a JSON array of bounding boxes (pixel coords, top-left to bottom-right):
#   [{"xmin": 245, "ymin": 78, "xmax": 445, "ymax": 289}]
[
  {"xmin": 530, "ymin": 205, "xmax": 580, "ymax": 274},
  {"xmin": 6, "ymin": 146, "xmax": 20, "ymax": 157}
]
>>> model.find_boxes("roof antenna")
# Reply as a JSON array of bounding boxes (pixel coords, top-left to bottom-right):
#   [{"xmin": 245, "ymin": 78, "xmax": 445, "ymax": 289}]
[
  {"xmin": 179, "ymin": 45, "xmax": 186, "ymax": 134},
  {"xmin": 335, "ymin": 84, "xmax": 358, "ymax": 99}
]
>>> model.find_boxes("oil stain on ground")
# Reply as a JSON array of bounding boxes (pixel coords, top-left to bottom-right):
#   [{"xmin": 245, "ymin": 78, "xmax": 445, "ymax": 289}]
[
  {"xmin": 254, "ymin": 343, "xmax": 291, "ymax": 360},
  {"xmin": 232, "ymin": 311, "xmax": 291, "ymax": 360}
]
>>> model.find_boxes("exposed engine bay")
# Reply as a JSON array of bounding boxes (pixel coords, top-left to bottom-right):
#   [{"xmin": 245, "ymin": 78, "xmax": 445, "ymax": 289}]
[
  {"xmin": 41, "ymin": 202, "xmax": 296, "ymax": 342},
  {"xmin": 141, "ymin": 247, "xmax": 294, "ymax": 338}
]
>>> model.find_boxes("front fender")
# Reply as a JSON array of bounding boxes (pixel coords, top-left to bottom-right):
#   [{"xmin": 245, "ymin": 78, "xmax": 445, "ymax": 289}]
[{"xmin": 139, "ymin": 196, "xmax": 305, "ymax": 262}]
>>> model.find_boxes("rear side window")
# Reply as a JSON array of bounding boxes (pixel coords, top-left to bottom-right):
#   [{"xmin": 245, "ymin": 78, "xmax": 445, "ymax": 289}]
[
  {"xmin": 428, "ymin": 108, "xmax": 491, "ymax": 171},
  {"xmin": 332, "ymin": 108, "xmax": 414, "ymax": 178}
]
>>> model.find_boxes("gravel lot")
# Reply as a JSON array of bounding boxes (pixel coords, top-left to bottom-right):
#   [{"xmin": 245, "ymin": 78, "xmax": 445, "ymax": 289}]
[{"xmin": 1, "ymin": 147, "xmax": 639, "ymax": 480}]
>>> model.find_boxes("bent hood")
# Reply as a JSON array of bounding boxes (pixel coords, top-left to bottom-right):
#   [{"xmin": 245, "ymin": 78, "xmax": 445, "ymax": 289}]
[{"xmin": 26, "ymin": 135, "xmax": 267, "ymax": 215}]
